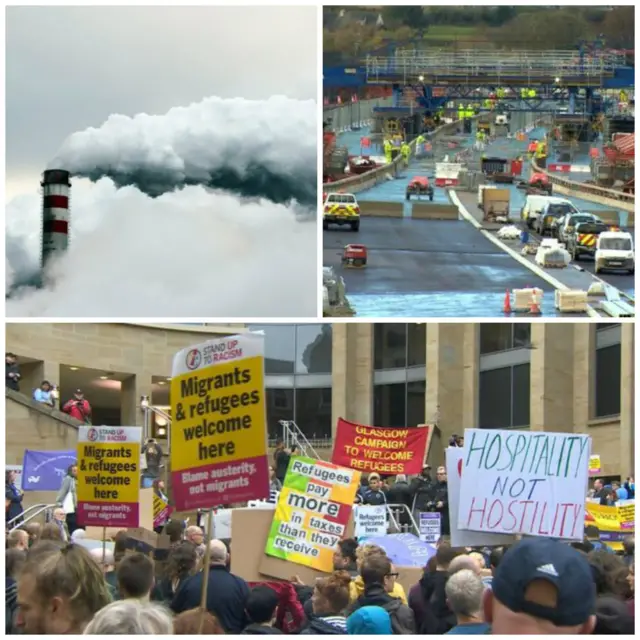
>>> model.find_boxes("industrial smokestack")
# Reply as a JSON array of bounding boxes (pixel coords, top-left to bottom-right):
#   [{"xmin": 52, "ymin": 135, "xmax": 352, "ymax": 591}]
[{"xmin": 41, "ymin": 169, "xmax": 71, "ymax": 268}]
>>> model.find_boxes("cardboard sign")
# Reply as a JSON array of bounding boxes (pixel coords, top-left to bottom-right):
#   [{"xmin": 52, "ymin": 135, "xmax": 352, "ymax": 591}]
[
  {"xmin": 152, "ymin": 494, "xmax": 172, "ymax": 530},
  {"xmin": 332, "ymin": 419, "xmax": 432, "ymax": 475},
  {"xmin": 585, "ymin": 502, "xmax": 635, "ymax": 551},
  {"xmin": 458, "ymin": 429, "xmax": 591, "ymax": 540},
  {"xmin": 589, "ymin": 455, "xmax": 601, "ymax": 476},
  {"xmin": 354, "ymin": 505, "xmax": 387, "ymax": 538},
  {"xmin": 445, "ymin": 447, "xmax": 513, "ymax": 548},
  {"xmin": 419, "ymin": 512, "xmax": 441, "ymax": 544},
  {"xmin": 170, "ymin": 333, "xmax": 270, "ymax": 511},
  {"xmin": 76, "ymin": 426, "xmax": 141, "ymax": 528},
  {"xmin": 265, "ymin": 456, "xmax": 360, "ymax": 572}
]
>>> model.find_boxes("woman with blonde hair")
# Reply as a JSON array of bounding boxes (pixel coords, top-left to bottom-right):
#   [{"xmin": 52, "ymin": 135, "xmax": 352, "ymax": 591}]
[{"xmin": 350, "ymin": 544, "xmax": 407, "ymax": 605}]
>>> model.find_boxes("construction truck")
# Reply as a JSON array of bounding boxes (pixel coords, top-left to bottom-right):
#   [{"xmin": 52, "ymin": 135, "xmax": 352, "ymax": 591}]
[
  {"xmin": 594, "ymin": 230, "xmax": 635, "ymax": 274},
  {"xmin": 565, "ymin": 220, "xmax": 609, "ymax": 261},
  {"xmin": 406, "ymin": 176, "xmax": 434, "ymax": 201},
  {"xmin": 323, "ymin": 193, "xmax": 360, "ymax": 231}
]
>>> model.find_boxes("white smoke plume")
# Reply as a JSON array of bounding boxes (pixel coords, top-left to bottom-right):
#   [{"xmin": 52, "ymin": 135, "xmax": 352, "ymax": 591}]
[{"xmin": 5, "ymin": 95, "xmax": 318, "ymax": 317}]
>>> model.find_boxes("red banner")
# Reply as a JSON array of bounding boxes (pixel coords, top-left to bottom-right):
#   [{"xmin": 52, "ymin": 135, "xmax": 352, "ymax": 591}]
[{"xmin": 332, "ymin": 418, "xmax": 432, "ymax": 475}]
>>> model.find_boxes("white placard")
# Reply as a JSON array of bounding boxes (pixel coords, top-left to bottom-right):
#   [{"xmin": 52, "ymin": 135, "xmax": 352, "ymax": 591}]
[
  {"xmin": 446, "ymin": 447, "xmax": 513, "ymax": 547},
  {"xmin": 419, "ymin": 512, "xmax": 441, "ymax": 544},
  {"xmin": 458, "ymin": 429, "xmax": 591, "ymax": 540},
  {"xmin": 354, "ymin": 505, "xmax": 387, "ymax": 538}
]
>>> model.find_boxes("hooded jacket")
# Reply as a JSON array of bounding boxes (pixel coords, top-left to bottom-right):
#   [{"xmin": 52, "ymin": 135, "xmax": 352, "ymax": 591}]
[
  {"xmin": 350, "ymin": 575, "xmax": 408, "ymax": 605},
  {"xmin": 349, "ymin": 584, "xmax": 415, "ymax": 634},
  {"xmin": 411, "ymin": 569, "xmax": 455, "ymax": 634},
  {"xmin": 300, "ymin": 616, "xmax": 347, "ymax": 635}
]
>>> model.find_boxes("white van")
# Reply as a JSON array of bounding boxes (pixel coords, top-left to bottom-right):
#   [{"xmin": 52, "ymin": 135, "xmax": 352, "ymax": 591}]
[{"xmin": 521, "ymin": 195, "xmax": 576, "ymax": 230}]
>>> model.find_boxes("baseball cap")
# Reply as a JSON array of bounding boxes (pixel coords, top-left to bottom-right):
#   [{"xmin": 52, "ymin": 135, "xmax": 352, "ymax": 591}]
[{"xmin": 492, "ymin": 537, "xmax": 596, "ymax": 627}]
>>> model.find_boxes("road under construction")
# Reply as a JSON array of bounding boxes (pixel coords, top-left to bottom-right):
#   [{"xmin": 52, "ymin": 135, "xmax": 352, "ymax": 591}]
[{"xmin": 323, "ymin": 48, "xmax": 634, "ymax": 318}]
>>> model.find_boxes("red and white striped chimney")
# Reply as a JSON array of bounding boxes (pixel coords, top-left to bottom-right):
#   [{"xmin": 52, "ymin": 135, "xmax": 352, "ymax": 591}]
[{"xmin": 41, "ymin": 169, "xmax": 71, "ymax": 267}]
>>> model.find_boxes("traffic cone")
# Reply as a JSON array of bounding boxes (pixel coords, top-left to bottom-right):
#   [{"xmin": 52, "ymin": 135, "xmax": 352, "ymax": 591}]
[
  {"xmin": 503, "ymin": 290, "xmax": 512, "ymax": 314},
  {"xmin": 529, "ymin": 291, "xmax": 541, "ymax": 315}
]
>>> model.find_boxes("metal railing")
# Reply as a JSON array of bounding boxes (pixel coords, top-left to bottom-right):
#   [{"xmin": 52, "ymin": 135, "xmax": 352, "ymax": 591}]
[
  {"xmin": 7, "ymin": 503, "xmax": 56, "ymax": 532},
  {"xmin": 279, "ymin": 420, "xmax": 324, "ymax": 460}
]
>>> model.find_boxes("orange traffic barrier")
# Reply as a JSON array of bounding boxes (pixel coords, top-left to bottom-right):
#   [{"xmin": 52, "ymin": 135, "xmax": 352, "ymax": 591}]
[{"xmin": 503, "ymin": 290, "xmax": 512, "ymax": 314}]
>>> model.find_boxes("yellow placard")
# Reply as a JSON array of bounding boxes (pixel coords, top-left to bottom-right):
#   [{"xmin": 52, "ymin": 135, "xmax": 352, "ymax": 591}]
[{"xmin": 170, "ymin": 355, "xmax": 266, "ymax": 472}]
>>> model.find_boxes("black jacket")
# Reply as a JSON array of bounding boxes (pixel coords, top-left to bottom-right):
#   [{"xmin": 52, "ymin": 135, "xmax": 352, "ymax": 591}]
[
  {"xmin": 300, "ymin": 617, "xmax": 347, "ymax": 635},
  {"xmin": 5, "ymin": 484, "xmax": 23, "ymax": 524},
  {"xmin": 432, "ymin": 481, "xmax": 449, "ymax": 535},
  {"xmin": 387, "ymin": 481, "xmax": 412, "ymax": 508},
  {"xmin": 349, "ymin": 584, "xmax": 415, "ymax": 634},
  {"xmin": 410, "ymin": 476, "xmax": 435, "ymax": 511},
  {"xmin": 6, "ymin": 578, "xmax": 18, "ymax": 634},
  {"xmin": 362, "ymin": 489, "xmax": 387, "ymax": 506},
  {"xmin": 171, "ymin": 564, "xmax": 250, "ymax": 633},
  {"xmin": 415, "ymin": 570, "xmax": 455, "ymax": 634},
  {"xmin": 241, "ymin": 624, "xmax": 283, "ymax": 634},
  {"xmin": 274, "ymin": 449, "xmax": 291, "ymax": 482},
  {"xmin": 5, "ymin": 362, "xmax": 20, "ymax": 392}
]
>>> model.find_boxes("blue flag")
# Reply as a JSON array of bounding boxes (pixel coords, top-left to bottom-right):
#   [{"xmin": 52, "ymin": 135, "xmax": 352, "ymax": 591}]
[{"xmin": 21, "ymin": 450, "xmax": 77, "ymax": 491}]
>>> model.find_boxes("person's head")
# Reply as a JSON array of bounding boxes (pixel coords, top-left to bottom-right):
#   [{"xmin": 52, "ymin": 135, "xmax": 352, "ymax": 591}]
[
  {"xmin": 83, "ymin": 600, "xmax": 173, "ymax": 634},
  {"xmin": 113, "ymin": 530, "xmax": 129, "ymax": 563},
  {"xmin": 7, "ymin": 528, "xmax": 29, "ymax": 551},
  {"xmin": 67, "ymin": 464, "xmax": 78, "ymax": 478},
  {"xmin": 395, "ymin": 474, "xmax": 407, "ymax": 484},
  {"xmin": 468, "ymin": 551, "xmax": 486, "ymax": 572},
  {"xmin": 89, "ymin": 548, "xmax": 115, "ymax": 574},
  {"xmin": 489, "ymin": 547, "xmax": 504, "ymax": 572},
  {"xmin": 622, "ymin": 537, "xmax": 634, "ymax": 557},
  {"xmin": 164, "ymin": 520, "xmax": 184, "ymax": 544},
  {"xmin": 167, "ymin": 541, "xmax": 198, "ymax": 582},
  {"xmin": 116, "ymin": 553, "xmax": 155, "ymax": 600},
  {"xmin": 611, "ymin": 481, "xmax": 620, "ymax": 491},
  {"xmin": 185, "ymin": 526, "xmax": 204, "ymax": 547},
  {"xmin": 6, "ymin": 352, "xmax": 17, "ymax": 364},
  {"xmin": 421, "ymin": 464, "xmax": 431, "ymax": 479},
  {"xmin": 485, "ymin": 537, "xmax": 596, "ymax": 635},
  {"xmin": 245, "ymin": 586, "xmax": 279, "ymax": 625},
  {"xmin": 71, "ymin": 529, "xmax": 86, "ymax": 543},
  {"xmin": 334, "ymin": 538, "xmax": 358, "ymax": 570},
  {"xmin": 6, "ymin": 548, "xmax": 26, "ymax": 578},
  {"xmin": 355, "ymin": 544, "xmax": 384, "ymax": 570},
  {"xmin": 368, "ymin": 473, "xmax": 381, "ymax": 491},
  {"xmin": 312, "ymin": 570, "xmax": 351, "ymax": 616},
  {"xmin": 435, "ymin": 543, "xmax": 459, "ymax": 571},
  {"xmin": 24, "ymin": 522, "xmax": 42, "ymax": 544},
  {"xmin": 173, "ymin": 607, "xmax": 226, "ymax": 634},
  {"xmin": 152, "ymin": 478, "xmax": 165, "ymax": 492},
  {"xmin": 269, "ymin": 465, "xmax": 276, "ymax": 479},
  {"xmin": 15, "ymin": 541, "xmax": 111, "ymax": 634},
  {"xmin": 53, "ymin": 507, "xmax": 66, "ymax": 522},
  {"xmin": 73, "ymin": 389, "xmax": 84, "ymax": 400},
  {"xmin": 6, "ymin": 469, "xmax": 17, "ymax": 484},
  {"xmin": 594, "ymin": 594, "xmax": 635, "ymax": 634},
  {"xmin": 588, "ymin": 549, "xmax": 630, "ymax": 597},
  {"xmin": 40, "ymin": 523, "xmax": 64, "ymax": 542},
  {"xmin": 208, "ymin": 539, "xmax": 229, "ymax": 567},
  {"xmin": 449, "ymin": 554, "xmax": 480, "ymax": 576},
  {"xmin": 436, "ymin": 466, "xmax": 447, "ymax": 483},
  {"xmin": 346, "ymin": 605, "xmax": 393, "ymax": 635},
  {"xmin": 40, "ymin": 380, "xmax": 51, "ymax": 391},
  {"xmin": 360, "ymin": 554, "xmax": 395, "ymax": 593},
  {"xmin": 275, "ymin": 437, "xmax": 284, "ymax": 450},
  {"xmin": 593, "ymin": 479, "xmax": 603, "ymax": 492},
  {"xmin": 446, "ymin": 569, "xmax": 485, "ymax": 622},
  {"xmin": 584, "ymin": 525, "xmax": 600, "ymax": 542}
]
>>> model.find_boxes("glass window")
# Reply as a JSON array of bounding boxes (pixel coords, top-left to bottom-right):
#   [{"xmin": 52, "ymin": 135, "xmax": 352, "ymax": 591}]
[
  {"xmin": 266, "ymin": 388, "xmax": 294, "ymax": 440},
  {"xmin": 374, "ymin": 383, "xmax": 407, "ymax": 427},
  {"xmin": 479, "ymin": 367, "xmax": 512, "ymax": 428},
  {"xmin": 406, "ymin": 380, "xmax": 426, "ymax": 426},
  {"xmin": 480, "ymin": 324, "xmax": 531, "ymax": 354},
  {"xmin": 374, "ymin": 324, "xmax": 407, "ymax": 370},
  {"xmin": 513, "ymin": 324, "xmax": 531, "ymax": 349},
  {"xmin": 596, "ymin": 323, "xmax": 621, "ymax": 331},
  {"xmin": 595, "ymin": 345, "xmax": 621, "ymax": 418},
  {"xmin": 296, "ymin": 324, "xmax": 332, "ymax": 374},
  {"xmin": 248, "ymin": 325, "xmax": 295, "ymax": 374},
  {"xmin": 407, "ymin": 324, "xmax": 426, "ymax": 367},
  {"xmin": 295, "ymin": 388, "xmax": 332, "ymax": 440},
  {"xmin": 512, "ymin": 364, "xmax": 530, "ymax": 427}
]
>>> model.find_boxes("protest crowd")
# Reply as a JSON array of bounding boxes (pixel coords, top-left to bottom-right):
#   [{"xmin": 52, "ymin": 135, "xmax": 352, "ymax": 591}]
[{"xmin": 5, "ymin": 337, "xmax": 636, "ymax": 635}]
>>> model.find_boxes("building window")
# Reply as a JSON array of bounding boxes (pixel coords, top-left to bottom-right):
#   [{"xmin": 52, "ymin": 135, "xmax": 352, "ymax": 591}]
[
  {"xmin": 248, "ymin": 325, "xmax": 295, "ymax": 374},
  {"xmin": 296, "ymin": 324, "xmax": 332, "ymax": 374},
  {"xmin": 407, "ymin": 324, "xmax": 426, "ymax": 367},
  {"xmin": 374, "ymin": 380, "xmax": 426, "ymax": 427},
  {"xmin": 374, "ymin": 324, "xmax": 407, "ymax": 370},
  {"xmin": 295, "ymin": 388, "xmax": 332, "ymax": 440},
  {"xmin": 266, "ymin": 388, "xmax": 294, "ymax": 439},
  {"xmin": 480, "ymin": 324, "xmax": 531, "ymax": 354},
  {"xmin": 595, "ymin": 344, "xmax": 621, "ymax": 418},
  {"xmin": 406, "ymin": 380, "xmax": 426, "ymax": 426},
  {"xmin": 479, "ymin": 364, "xmax": 530, "ymax": 428}
]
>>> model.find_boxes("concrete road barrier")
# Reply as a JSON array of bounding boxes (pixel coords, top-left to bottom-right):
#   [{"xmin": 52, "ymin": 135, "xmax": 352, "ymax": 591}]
[
  {"xmin": 360, "ymin": 201, "xmax": 403, "ymax": 217},
  {"xmin": 410, "ymin": 203, "xmax": 460, "ymax": 220}
]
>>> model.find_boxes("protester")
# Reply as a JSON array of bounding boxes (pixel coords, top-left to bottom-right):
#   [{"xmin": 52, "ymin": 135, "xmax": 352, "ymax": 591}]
[
  {"xmin": 301, "ymin": 571, "xmax": 350, "ymax": 634},
  {"xmin": 333, "ymin": 538, "xmax": 358, "ymax": 576},
  {"xmin": 14, "ymin": 541, "xmax": 112, "ymax": 633},
  {"xmin": 626, "ymin": 563, "xmax": 634, "ymax": 617},
  {"xmin": 56, "ymin": 463, "xmax": 80, "ymax": 535},
  {"xmin": 173, "ymin": 607, "xmax": 226, "ymax": 634},
  {"xmin": 171, "ymin": 539, "xmax": 250, "ymax": 633},
  {"xmin": 449, "ymin": 554, "xmax": 481, "ymax": 577},
  {"xmin": 347, "ymin": 605, "xmax": 393, "ymax": 635},
  {"xmin": 84, "ymin": 600, "xmax": 173, "ymax": 634},
  {"xmin": 588, "ymin": 550, "xmax": 632, "ymax": 600},
  {"xmin": 117, "ymin": 553, "xmax": 155, "ymax": 601},
  {"xmin": 6, "ymin": 548, "xmax": 25, "ymax": 634},
  {"xmin": 164, "ymin": 519, "xmax": 186, "ymax": 546},
  {"xmin": 387, "ymin": 474, "xmax": 412, "ymax": 509},
  {"xmin": 484, "ymin": 537, "xmax": 596, "ymax": 634},
  {"xmin": 622, "ymin": 537, "xmax": 634, "ymax": 567},
  {"xmin": 51, "ymin": 507, "xmax": 70, "ymax": 541},
  {"xmin": 352, "ymin": 545, "xmax": 407, "ymax": 605},
  {"xmin": 273, "ymin": 439, "xmax": 291, "ymax": 484},
  {"xmin": 143, "ymin": 438, "xmax": 164, "ymax": 478},
  {"xmin": 6, "ymin": 353, "xmax": 21, "ymax": 391},
  {"xmin": 445, "ymin": 569, "xmax": 491, "ymax": 634},
  {"xmin": 592, "ymin": 479, "xmax": 607, "ymax": 504},
  {"xmin": 269, "ymin": 466, "xmax": 282, "ymax": 492},
  {"xmin": 410, "ymin": 465, "xmax": 434, "ymax": 512},
  {"xmin": 32, "ymin": 380, "xmax": 56, "ymax": 408},
  {"xmin": 6, "ymin": 529, "xmax": 29, "ymax": 551},
  {"xmin": 23, "ymin": 522, "xmax": 41, "ymax": 547},
  {"xmin": 62, "ymin": 389, "xmax": 92, "ymax": 423},
  {"xmin": 40, "ymin": 522, "xmax": 65, "ymax": 542},
  {"xmin": 241, "ymin": 585, "xmax": 282, "ymax": 634},
  {"xmin": 185, "ymin": 526, "xmax": 206, "ymax": 560},
  {"xmin": 361, "ymin": 473, "xmax": 387, "ymax": 506},
  {"xmin": 152, "ymin": 479, "xmax": 170, "ymax": 533},
  {"xmin": 5, "ymin": 470, "xmax": 24, "ymax": 526},
  {"xmin": 113, "ymin": 530, "xmax": 129, "ymax": 565},
  {"xmin": 71, "ymin": 529, "xmax": 86, "ymax": 543},
  {"xmin": 89, "ymin": 548, "xmax": 118, "ymax": 599},
  {"xmin": 585, "ymin": 525, "xmax": 613, "ymax": 553},
  {"xmin": 433, "ymin": 466, "xmax": 450, "ymax": 535},
  {"xmin": 157, "ymin": 541, "xmax": 198, "ymax": 603}
]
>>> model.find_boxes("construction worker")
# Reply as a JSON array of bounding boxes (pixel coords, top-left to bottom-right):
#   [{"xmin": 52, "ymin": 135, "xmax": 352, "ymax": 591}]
[
  {"xmin": 497, "ymin": 87, "xmax": 505, "ymax": 100},
  {"xmin": 458, "ymin": 103, "xmax": 465, "ymax": 122},
  {"xmin": 465, "ymin": 104, "xmax": 474, "ymax": 119},
  {"xmin": 415, "ymin": 133, "xmax": 426, "ymax": 158},
  {"xmin": 400, "ymin": 141, "xmax": 411, "ymax": 166},
  {"xmin": 528, "ymin": 88, "xmax": 536, "ymax": 99},
  {"xmin": 383, "ymin": 138, "xmax": 392, "ymax": 164}
]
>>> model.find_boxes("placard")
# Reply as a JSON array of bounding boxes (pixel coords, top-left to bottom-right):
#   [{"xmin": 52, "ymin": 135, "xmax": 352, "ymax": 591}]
[
  {"xmin": 76, "ymin": 426, "xmax": 142, "ymax": 528},
  {"xmin": 419, "ymin": 512, "xmax": 441, "ymax": 544},
  {"xmin": 354, "ymin": 505, "xmax": 387, "ymax": 538},
  {"xmin": 265, "ymin": 456, "xmax": 360, "ymax": 572},
  {"xmin": 458, "ymin": 429, "xmax": 591, "ymax": 540},
  {"xmin": 589, "ymin": 455, "xmax": 601, "ymax": 476},
  {"xmin": 152, "ymin": 494, "xmax": 172, "ymax": 529},
  {"xmin": 170, "ymin": 333, "xmax": 270, "ymax": 511}
]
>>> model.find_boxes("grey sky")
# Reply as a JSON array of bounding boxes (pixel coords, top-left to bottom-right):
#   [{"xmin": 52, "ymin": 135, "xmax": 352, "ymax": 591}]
[{"xmin": 6, "ymin": 5, "xmax": 317, "ymax": 200}]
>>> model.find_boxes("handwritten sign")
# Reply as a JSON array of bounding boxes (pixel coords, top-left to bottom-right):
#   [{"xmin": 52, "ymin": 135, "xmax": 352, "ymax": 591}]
[
  {"xmin": 419, "ymin": 512, "xmax": 441, "ymax": 544},
  {"xmin": 265, "ymin": 456, "xmax": 360, "ymax": 572},
  {"xmin": 354, "ymin": 505, "xmax": 387, "ymax": 538},
  {"xmin": 589, "ymin": 455, "xmax": 601, "ymax": 476},
  {"xmin": 458, "ymin": 429, "xmax": 591, "ymax": 540},
  {"xmin": 332, "ymin": 418, "xmax": 431, "ymax": 475},
  {"xmin": 170, "ymin": 333, "xmax": 270, "ymax": 511},
  {"xmin": 76, "ymin": 426, "xmax": 141, "ymax": 528}
]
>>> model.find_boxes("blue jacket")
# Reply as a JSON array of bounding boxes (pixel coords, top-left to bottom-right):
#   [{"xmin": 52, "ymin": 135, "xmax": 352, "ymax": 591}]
[
  {"xmin": 5, "ymin": 484, "xmax": 23, "ymax": 523},
  {"xmin": 171, "ymin": 564, "xmax": 250, "ymax": 633}
]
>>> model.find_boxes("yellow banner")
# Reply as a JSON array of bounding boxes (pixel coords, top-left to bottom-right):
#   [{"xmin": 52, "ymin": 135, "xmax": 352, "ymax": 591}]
[{"xmin": 585, "ymin": 502, "xmax": 634, "ymax": 551}]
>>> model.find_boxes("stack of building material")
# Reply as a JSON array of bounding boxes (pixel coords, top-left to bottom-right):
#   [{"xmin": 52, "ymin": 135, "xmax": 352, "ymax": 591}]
[
  {"xmin": 513, "ymin": 287, "xmax": 543, "ymax": 311},
  {"xmin": 555, "ymin": 290, "xmax": 588, "ymax": 313}
]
